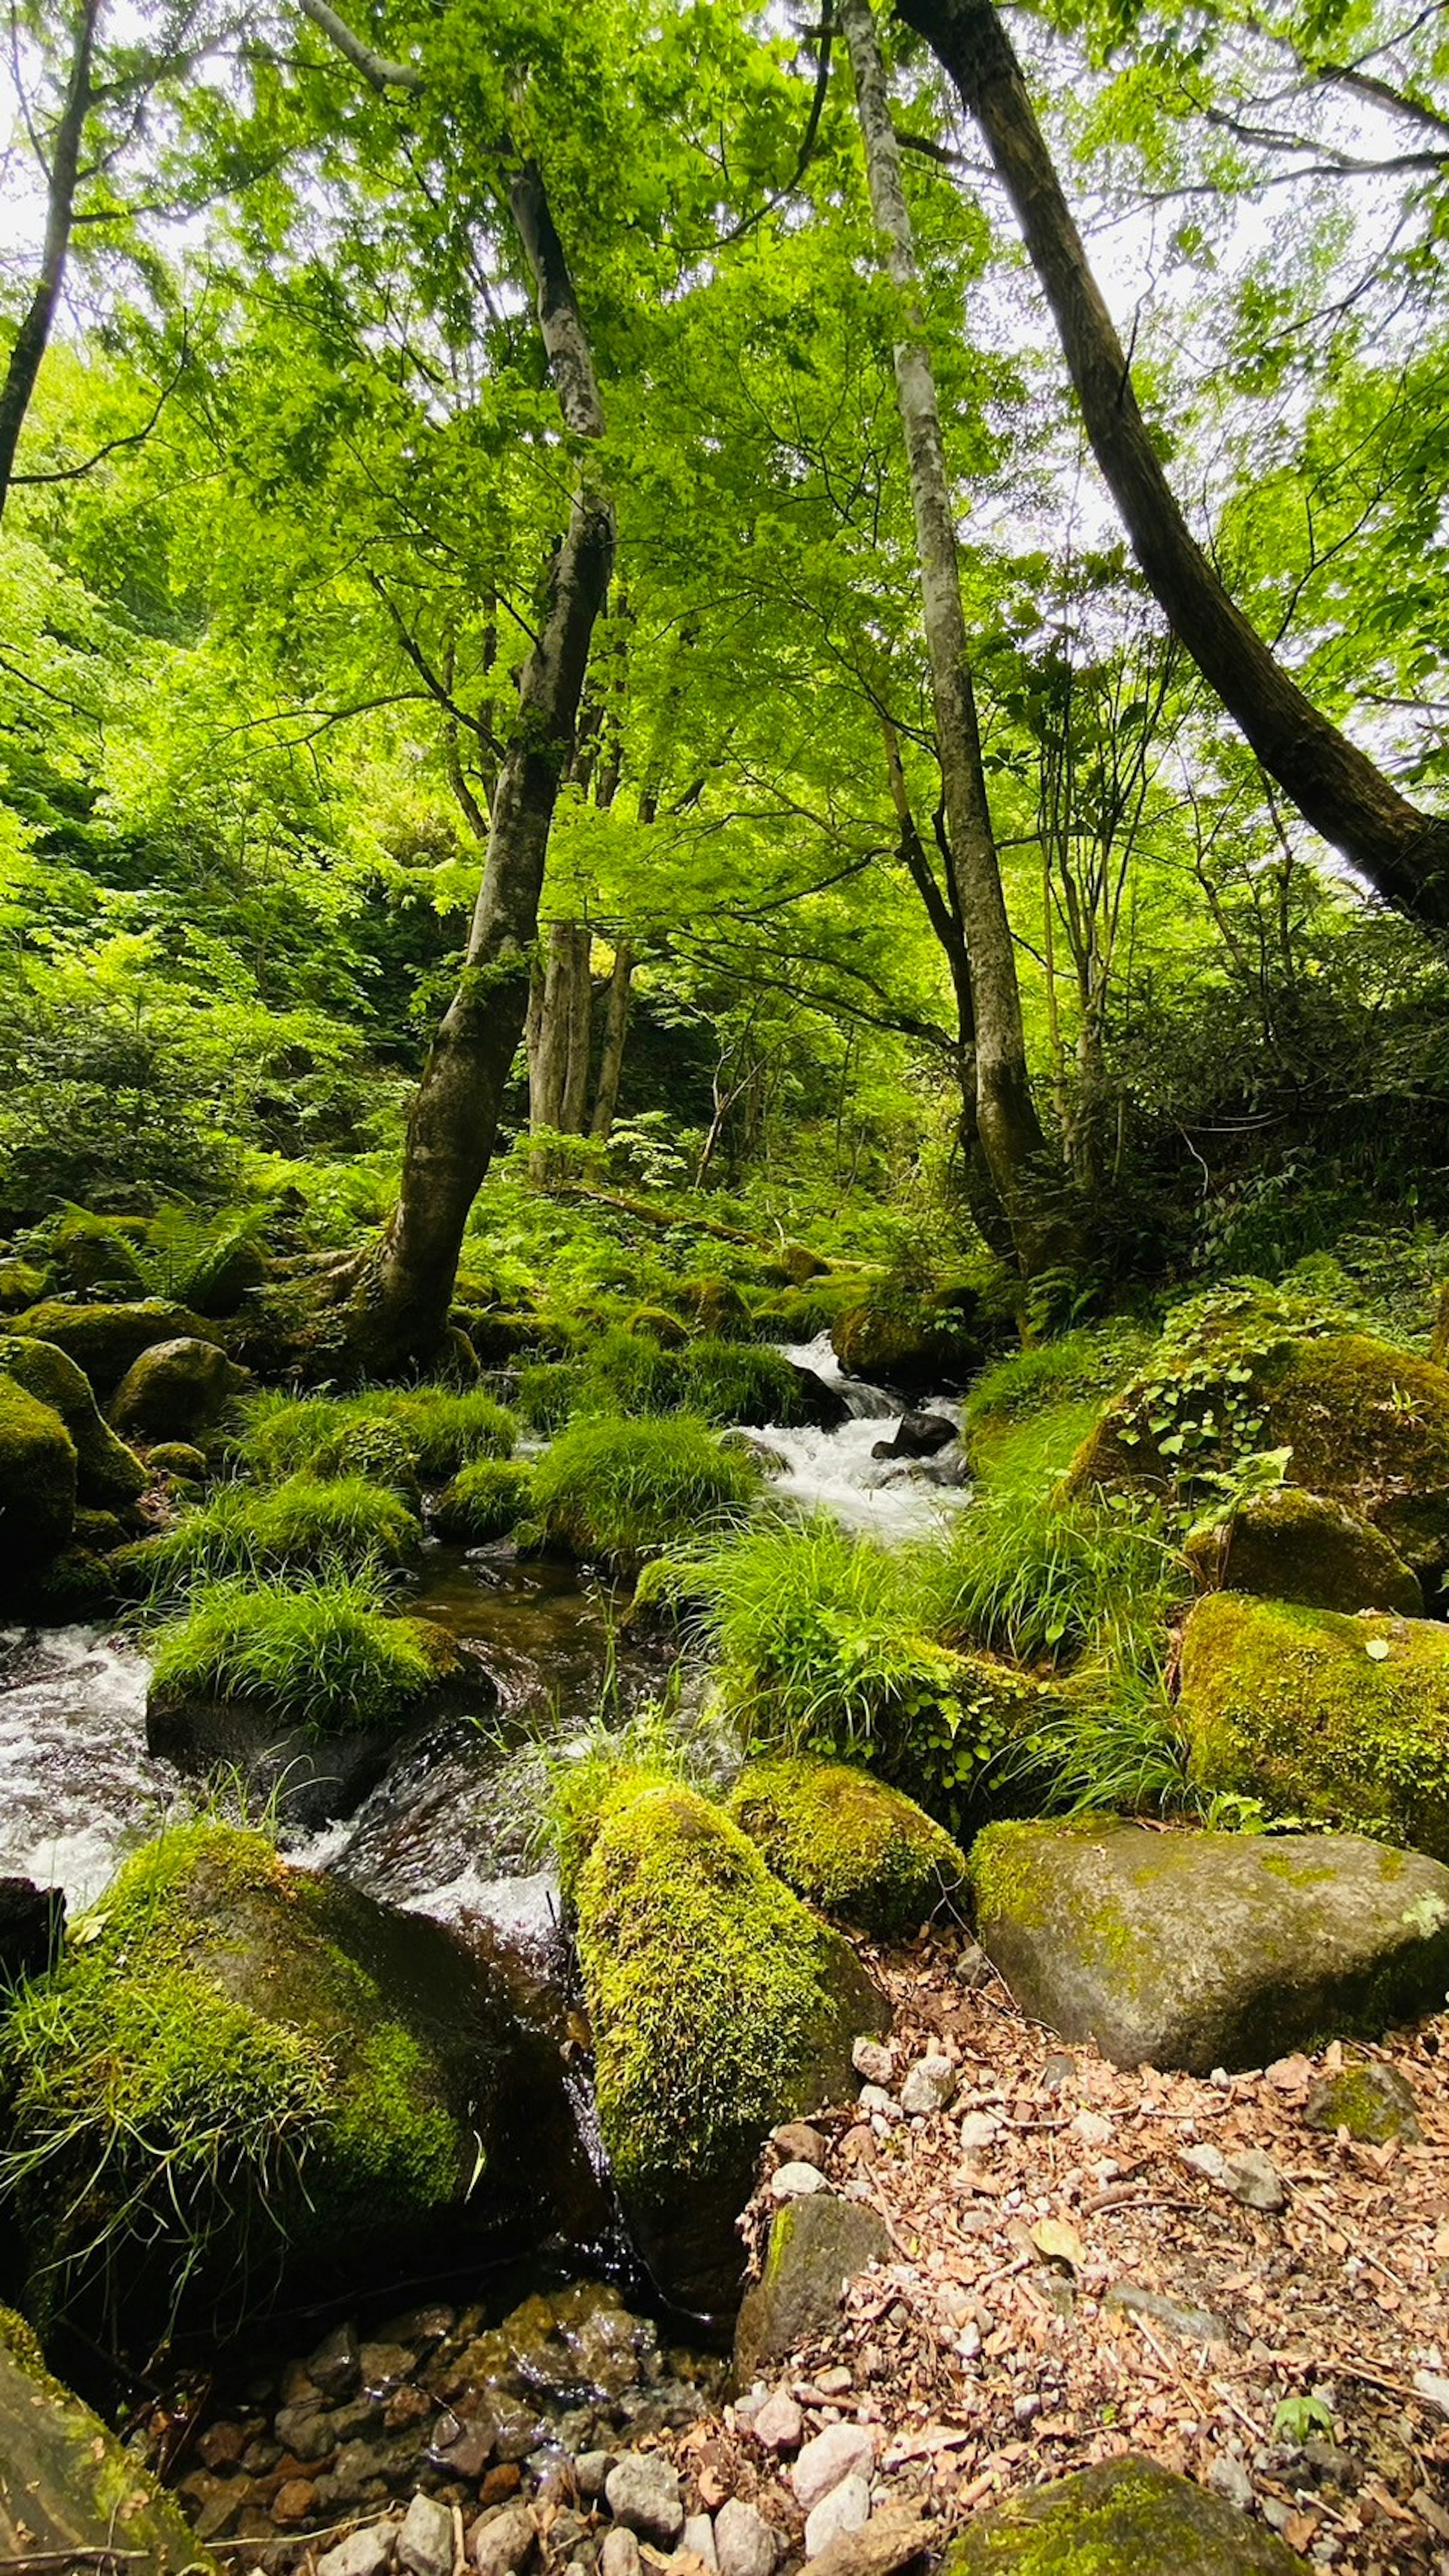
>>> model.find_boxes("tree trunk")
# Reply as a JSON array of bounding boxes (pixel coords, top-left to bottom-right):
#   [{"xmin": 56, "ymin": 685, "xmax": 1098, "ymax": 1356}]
[
  {"xmin": 0, "ymin": 0, "xmax": 102, "ymax": 523},
  {"xmin": 842, "ymin": 0, "xmax": 1069, "ymax": 1273},
  {"xmin": 560, "ymin": 922, "xmax": 593, "ymax": 1133},
  {"xmin": 896, "ymin": 0, "xmax": 1449, "ymax": 933},
  {"xmin": 590, "ymin": 939, "xmax": 634, "ymax": 1139}
]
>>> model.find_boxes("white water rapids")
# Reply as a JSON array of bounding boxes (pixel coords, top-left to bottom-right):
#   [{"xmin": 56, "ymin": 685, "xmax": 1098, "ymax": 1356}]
[{"xmin": 0, "ymin": 1340, "xmax": 968, "ymax": 1918}]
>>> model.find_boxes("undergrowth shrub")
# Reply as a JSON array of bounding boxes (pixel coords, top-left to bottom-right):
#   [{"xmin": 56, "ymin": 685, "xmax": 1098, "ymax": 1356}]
[
  {"xmin": 530, "ymin": 1415, "xmax": 761, "ymax": 1566},
  {"xmin": 148, "ymin": 1571, "xmax": 452, "ymax": 1732}
]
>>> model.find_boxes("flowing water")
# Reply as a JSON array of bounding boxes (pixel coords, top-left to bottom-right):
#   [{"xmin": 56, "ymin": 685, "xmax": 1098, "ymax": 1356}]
[{"xmin": 0, "ymin": 1347, "xmax": 967, "ymax": 1923}]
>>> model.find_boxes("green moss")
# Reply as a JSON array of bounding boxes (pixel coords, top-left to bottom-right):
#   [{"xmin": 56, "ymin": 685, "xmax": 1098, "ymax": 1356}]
[
  {"xmin": 1180, "ymin": 1592, "xmax": 1449, "ymax": 1854},
  {"xmin": 945, "ymin": 2455, "xmax": 1300, "ymax": 2576},
  {"xmin": 531, "ymin": 1413, "xmax": 761, "ymax": 1568},
  {"xmin": 433, "ymin": 1458, "xmax": 536, "ymax": 1542},
  {"xmin": 965, "ymin": 1323, "xmax": 1152, "ymax": 1432},
  {"xmin": 0, "ymin": 1257, "xmax": 52, "ymax": 1311},
  {"xmin": 728, "ymin": 1757, "xmax": 967, "ymax": 1939},
  {"xmin": 1303, "ymin": 2062, "xmax": 1419, "ymax": 2142},
  {"xmin": 0, "ymin": 1374, "xmax": 76, "ymax": 1566},
  {"xmin": 9, "ymin": 1299, "xmax": 218, "ymax": 1398},
  {"xmin": 148, "ymin": 1572, "xmax": 458, "ymax": 1734},
  {"xmin": 677, "ymin": 1276, "xmax": 752, "ymax": 1339},
  {"xmin": 832, "ymin": 1276, "xmax": 985, "ymax": 1389},
  {"xmin": 679, "ymin": 1338, "xmax": 806, "ymax": 1427},
  {"xmin": 0, "ymin": 1333, "xmax": 146, "ymax": 1509},
  {"xmin": 0, "ymin": 2301, "xmax": 218, "ymax": 2568},
  {"xmin": 576, "ymin": 1779, "xmax": 872, "ymax": 2201},
  {"xmin": 625, "ymin": 1303, "xmax": 690, "ymax": 1348},
  {"xmin": 967, "ymin": 1817, "xmax": 1120, "ymax": 1945},
  {"xmin": 1191, "ymin": 1485, "xmax": 1423, "ymax": 1616},
  {"xmin": 0, "ymin": 1824, "xmax": 471, "ymax": 2333},
  {"xmin": 145, "ymin": 1440, "xmax": 209, "ymax": 1480}
]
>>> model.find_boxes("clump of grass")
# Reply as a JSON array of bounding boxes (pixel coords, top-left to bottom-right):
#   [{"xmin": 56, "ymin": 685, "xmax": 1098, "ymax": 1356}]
[
  {"xmin": 433, "ymin": 1459, "xmax": 535, "ymax": 1543},
  {"xmin": 531, "ymin": 1414, "xmax": 761, "ymax": 1566},
  {"xmin": 120, "ymin": 1474, "xmax": 421, "ymax": 1602},
  {"xmin": 537, "ymin": 1705, "xmax": 700, "ymax": 1898},
  {"xmin": 923, "ymin": 1487, "xmax": 1188, "ymax": 1671},
  {"xmin": 964, "ymin": 1321, "xmax": 1152, "ymax": 1430},
  {"xmin": 678, "ymin": 1338, "xmax": 805, "ymax": 1426},
  {"xmin": 234, "ymin": 1388, "xmax": 516, "ymax": 1485},
  {"xmin": 148, "ymin": 1570, "xmax": 452, "ymax": 1733}
]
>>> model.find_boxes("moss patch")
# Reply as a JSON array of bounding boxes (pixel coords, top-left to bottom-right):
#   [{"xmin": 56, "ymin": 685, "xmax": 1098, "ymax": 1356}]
[
  {"xmin": 944, "ymin": 2455, "xmax": 1300, "ymax": 2576},
  {"xmin": 1180, "ymin": 1592, "xmax": 1449, "ymax": 1855},
  {"xmin": 1189, "ymin": 1485, "xmax": 1423, "ymax": 1616},
  {"xmin": 0, "ymin": 1824, "xmax": 475, "ymax": 2334},
  {"xmin": 0, "ymin": 1375, "xmax": 76, "ymax": 1569},
  {"xmin": 9, "ymin": 1299, "xmax": 220, "ymax": 1399},
  {"xmin": 0, "ymin": 1333, "xmax": 145, "ymax": 1509},
  {"xmin": 728, "ymin": 1757, "xmax": 967, "ymax": 1939}
]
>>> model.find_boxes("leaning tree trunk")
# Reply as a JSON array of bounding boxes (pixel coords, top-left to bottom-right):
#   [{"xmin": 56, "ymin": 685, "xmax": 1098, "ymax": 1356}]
[
  {"xmin": 896, "ymin": 0, "xmax": 1449, "ymax": 933},
  {"xmin": 0, "ymin": 0, "xmax": 102, "ymax": 522},
  {"xmin": 351, "ymin": 163, "xmax": 615, "ymax": 1366},
  {"xmin": 842, "ymin": 0, "xmax": 1069, "ymax": 1273}
]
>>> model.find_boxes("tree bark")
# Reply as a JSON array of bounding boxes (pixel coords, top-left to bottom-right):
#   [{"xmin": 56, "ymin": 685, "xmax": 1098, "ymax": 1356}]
[
  {"xmin": 560, "ymin": 922, "xmax": 593, "ymax": 1134},
  {"xmin": 590, "ymin": 939, "xmax": 633, "ymax": 1138},
  {"xmin": 842, "ymin": 0, "xmax": 1068, "ymax": 1271},
  {"xmin": 896, "ymin": 0, "xmax": 1449, "ymax": 933},
  {"xmin": 0, "ymin": 0, "xmax": 102, "ymax": 523}
]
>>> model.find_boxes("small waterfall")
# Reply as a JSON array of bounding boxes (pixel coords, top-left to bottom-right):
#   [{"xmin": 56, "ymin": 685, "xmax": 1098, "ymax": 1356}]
[
  {"xmin": 0, "ymin": 1623, "xmax": 178, "ymax": 1906},
  {"xmin": 756, "ymin": 1333, "xmax": 970, "ymax": 1542}
]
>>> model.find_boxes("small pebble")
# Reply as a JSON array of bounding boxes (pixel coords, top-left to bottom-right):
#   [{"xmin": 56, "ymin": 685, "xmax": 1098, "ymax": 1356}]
[
  {"xmin": 899, "ymin": 2055, "xmax": 957, "ymax": 2117},
  {"xmin": 752, "ymin": 2390, "xmax": 804, "ymax": 2452},
  {"xmin": 803, "ymin": 2475, "xmax": 871, "ymax": 2560},
  {"xmin": 770, "ymin": 2161, "xmax": 828, "ymax": 2202},
  {"xmin": 852, "ymin": 2037, "xmax": 894, "ymax": 2087}
]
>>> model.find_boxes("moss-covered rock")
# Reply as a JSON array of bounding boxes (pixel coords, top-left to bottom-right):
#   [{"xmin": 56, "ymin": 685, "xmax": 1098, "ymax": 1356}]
[
  {"xmin": 1188, "ymin": 1485, "xmax": 1423, "ymax": 1615},
  {"xmin": 0, "ymin": 1376, "xmax": 75, "ymax": 1574},
  {"xmin": 0, "ymin": 2304, "xmax": 217, "ymax": 2570},
  {"xmin": 969, "ymin": 1818, "xmax": 1449, "ymax": 2073},
  {"xmin": 183, "ymin": 1228, "xmax": 268, "ymax": 1317},
  {"xmin": 0, "ymin": 1257, "xmax": 52, "ymax": 1311},
  {"xmin": 626, "ymin": 1303, "xmax": 691, "ymax": 1349},
  {"xmin": 108, "ymin": 1333, "xmax": 246, "ymax": 1443},
  {"xmin": 145, "ymin": 1439, "xmax": 209, "ymax": 1481},
  {"xmin": 678, "ymin": 1276, "xmax": 752, "ymax": 1340},
  {"xmin": 1071, "ymin": 1290, "xmax": 1449, "ymax": 1587},
  {"xmin": 576, "ymin": 1778, "xmax": 887, "ymax": 2313},
  {"xmin": 0, "ymin": 1333, "xmax": 145, "ymax": 1509},
  {"xmin": 831, "ymin": 1277, "xmax": 986, "ymax": 1394},
  {"xmin": 10, "ymin": 1299, "xmax": 222, "ymax": 1399},
  {"xmin": 944, "ymin": 2457, "xmax": 1300, "ymax": 2576},
  {"xmin": 728, "ymin": 1758, "xmax": 967, "ymax": 1940},
  {"xmin": 434, "ymin": 1458, "xmax": 536, "ymax": 1543},
  {"xmin": 734, "ymin": 2190, "xmax": 890, "ymax": 2384},
  {"xmin": 1180, "ymin": 1593, "xmax": 1449, "ymax": 1855},
  {"xmin": 532, "ymin": 1414, "xmax": 761, "ymax": 1570},
  {"xmin": 1303, "ymin": 2059, "xmax": 1420, "ymax": 2142},
  {"xmin": 0, "ymin": 1824, "xmax": 599, "ymax": 2338}
]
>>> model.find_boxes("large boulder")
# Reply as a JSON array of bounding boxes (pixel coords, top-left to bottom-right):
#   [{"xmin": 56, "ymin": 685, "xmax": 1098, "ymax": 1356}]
[
  {"xmin": 575, "ymin": 1779, "xmax": 887, "ymax": 2316},
  {"xmin": 832, "ymin": 1279, "xmax": 986, "ymax": 1395},
  {"xmin": 2, "ymin": 1823, "xmax": 603, "ymax": 2338},
  {"xmin": 1180, "ymin": 1593, "xmax": 1449, "ymax": 1856},
  {"xmin": 1186, "ymin": 1485, "xmax": 1422, "ymax": 1615},
  {"xmin": 1070, "ymin": 1288, "xmax": 1449, "ymax": 1589},
  {"xmin": 0, "ymin": 2305, "xmax": 215, "ymax": 2571},
  {"xmin": 108, "ymin": 1334, "xmax": 247, "ymax": 1442},
  {"xmin": 0, "ymin": 1879, "xmax": 64, "ymax": 1987},
  {"xmin": 0, "ymin": 1334, "xmax": 145, "ymax": 1509},
  {"xmin": 968, "ymin": 1818, "xmax": 1449, "ymax": 2073},
  {"xmin": 9, "ymin": 1299, "xmax": 222, "ymax": 1400},
  {"xmin": 0, "ymin": 1376, "xmax": 75, "ymax": 1574},
  {"xmin": 727, "ymin": 1758, "xmax": 967, "ymax": 1940},
  {"xmin": 943, "ymin": 2458, "xmax": 1299, "ymax": 2576},
  {"xmin": 734, "ymin": 2191, "xmax": 891, "ymax": 2383}
]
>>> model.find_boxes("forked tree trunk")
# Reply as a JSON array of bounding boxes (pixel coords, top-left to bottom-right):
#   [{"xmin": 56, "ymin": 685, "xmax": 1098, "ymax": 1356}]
[
  {"xmin": 842, "ymin": 0, "xmax": 1070, "ymax": 1273},
  {"xmin": 897, "ymin": 0, "xmax": 1449, "ymax": 932},
  {"xmin": 590, "ymin": 939, "xmax": 634, "ymax": 1139},
  {"xmin": 0, "ymin": 0, "xmax": 102, "ymax": 522}
]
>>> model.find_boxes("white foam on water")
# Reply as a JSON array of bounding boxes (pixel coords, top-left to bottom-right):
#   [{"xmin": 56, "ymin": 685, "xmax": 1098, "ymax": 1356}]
[
  {"xmin": 762, "ymin": 1339, "xmax": 970, "ymax": 1540},
  {"xmin": 0, "ymin": 1624, "xmax": 179, "ymax": 1906}
]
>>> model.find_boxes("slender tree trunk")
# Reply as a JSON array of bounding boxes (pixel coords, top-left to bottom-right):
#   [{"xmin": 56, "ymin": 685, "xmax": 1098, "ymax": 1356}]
[
  {"xmin": 590, "ymin": 939, "xmax": 634, "ymax": 1138},
  {"xmin": 530, "ymin": 919, "xmax": 574, "ymax": 1176},
  {"xmin": 560, "ymin": 922, "xmax": 593, "ymax": 1134},
  {"xmin": 843, "ymin": 0, "xmax": 1068, "ymax": 1272},
  {"xmin": 896, "ymin": 0, "xmax": 1449, "ymax": 933},
  {"xmin": 0, "ymin": 0, "xmax": 102, "ymax": 523}
]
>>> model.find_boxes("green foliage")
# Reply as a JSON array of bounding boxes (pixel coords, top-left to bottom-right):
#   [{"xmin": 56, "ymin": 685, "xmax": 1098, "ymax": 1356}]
[
  {"xmin": 926, "ymin": 1489, "xmax": 1188, "ymax": 1672},
  {"xmin": 148, "ymin": 1571, "xmax": 454, "ymax": 1733},
  {"xmin": 234, "ymin": 1387, "xmax": 515, "ymax": 1485},
  {"xmin": 964, "ymin": 1323, "xmax": 1152, "ymax": 1430},
  {"xmin": 120, "ymin": 1474, "xmax": 420, "ymax": 1599},
  {"xmin": 433, "ymin": 1458, "xmax": 536, "ymax": 1542},
  {"xmin": 530, "ymin": 1414, "xmax": 761, "ymax": 1566}
]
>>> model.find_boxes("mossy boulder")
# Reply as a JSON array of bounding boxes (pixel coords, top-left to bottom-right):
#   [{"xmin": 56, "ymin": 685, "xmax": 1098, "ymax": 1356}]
[
  {"xmin": 626, "ymin": 1303, "xmax": 691, "ymax": 1349},
  {"xmin": 10, "ymin": 1299, "xmax": 222, "ymax": 1400},
  {"xmin": 678, "ymin": 1276, "xmax": 752, "ymax": 1339},
  {"xmin": 145, "ymin": 1439, "xmax": 209, "ymax": 1481},
  {"xmin": 0, "ymin": 2304, "xmax": 216, "ymax": 2570},
  {"xmin": 575, "ymin": 1778, "xmax": 887, "ymax": 2315},
  {"xmin": 0, "ymin": 1257, "xmax": 52, "ymax": 1311},
  {"xmin": 434, "ymin": 1459, "xmax": 536, "ymax": 1543},
  {"xmin": 109, "ymin": 1334, "xmax": 246, "ymax": 1443},
  {"xmin": 0, "ymin": 1824, "xmax": 601, "ymax": 2338},
  {"xmin": 1303, "ymin": 2060, "xmax": 1420, "ymax": 2142},
  {"xmin": 184, "ymin": 1229, "xmax": 268, "ymax": 1316},
  {"xmin": 969, "ymin": 1818, "xmax": 1449, "ymax": 2073},
  {"xmin": 734, "ymin": 2190, "xmax": 890, "ymax": 2384},
  {"xmin": 0, "ymin": 1334, "xmax": 145, "ymax": 1509},
  {"xmin": 1180, "ymin": 1593, "xmax": 1449, "ymax": 1855},
  {"xmin": 1187, "ymin": 1485, "xmax": 1423, "ymax": 1615},
  {"xmin": 0, "ymin": 1377, "xmax": 75, "ymax": 1574},
  {"xmin": 831, "ymin": 1277, "xmax": 986, "ymax": 1394},
  {"xmin": 944, "ymin": 2457, "xmax": 1300, "ymax": 2576},
  {"xmin": 40, "ymin": 1209, "xmax": 149, "ymax": 1297},
  {"xmin": 728, "ymin": 1758, "xmax": 967, "ymax": 1940},
  {"xmin": 1071, "ymin": 1291, "xmax": 1449, "ymax": 1588}
]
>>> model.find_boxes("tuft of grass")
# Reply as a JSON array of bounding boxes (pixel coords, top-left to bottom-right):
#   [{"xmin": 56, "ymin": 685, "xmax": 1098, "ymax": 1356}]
[
  {"xmin": 678, "ymin": 1338, "xmax": 805, "ymax": 1426},
  {"xmin": 148, "ymin": 1570, "xmax": 452, "ymax": 1734},
  {"xmin": 923, "ymin": 1487, "xmax": 1189, "ymax": 1672},
  {"xmin": 433, "ymin": 1459, "xmax": 535, "ymax": 1543},
  {"xmin": 530, "ymin": 1414, "xmax": 761, "ymax": 1567},
  {"xmin": 964, "ymin": 1322, "xmax": 1152, "ymax": 1432},
  {"xmin": 233, "ymin": 1387, "xmax": 515, "ymax": 1485},
  {"xmin": 119, "ymin": 1474, "xmax": 421, "ymax": 1602},
  {"xmin": 537, "ymin": 1706, "xmax": 700, "ymax": 1899}
]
